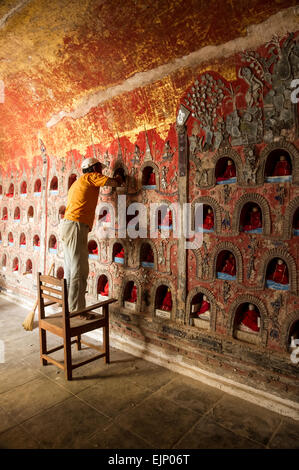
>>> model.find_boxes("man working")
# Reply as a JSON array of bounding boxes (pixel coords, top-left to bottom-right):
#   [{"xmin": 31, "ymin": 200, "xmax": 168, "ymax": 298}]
[{"xmin": 61, "ymin": 156, "xmax": 124, "ymax": 315}]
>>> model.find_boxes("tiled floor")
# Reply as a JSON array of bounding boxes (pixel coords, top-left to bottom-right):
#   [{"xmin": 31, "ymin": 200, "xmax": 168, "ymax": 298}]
[{"xmin": 0, "ymin": 294, "xmax": 299, "ymax": 449}]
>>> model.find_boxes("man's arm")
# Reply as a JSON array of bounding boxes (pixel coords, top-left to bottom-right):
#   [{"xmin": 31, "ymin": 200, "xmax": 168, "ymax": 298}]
[{"xmin": 104, "ymin": 175, "xmax": 124, "ymax": 187}]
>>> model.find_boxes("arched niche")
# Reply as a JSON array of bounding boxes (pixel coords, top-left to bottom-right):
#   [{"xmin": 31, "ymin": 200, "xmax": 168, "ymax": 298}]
[
  {"xmin": 216, "ymin": 251, "xmax": 237, "ymax": 282},
  {"xmin": 265, "ymin": 257, "xmax": 290, "ymax": 292},
  {"xmin": 121, "ymin": 278, "xmax": 142, "ymax": 313},
  {"xmin": 27, "ymin": 205, "xmax": 34, "ymax": 222},
  {"xmin": 14, "ymin": 206, "xmax": 20, "ymax": 221},
  {"xmin": 97, "ymin": 273, "xmax": 110, "ymax": 300},
  {"xmin": 227, "ymin": 295, "xmax": 268, "ymax": 347},
  {"xmin": 259, "ymin": 141, "xmax": 299, "ymax": 185},
  {"xmin": 33, "ymin": 234, "xmax": 40, "ymax": 250},
  {"xmin": 264, "ymin": 149, "xmax": 292, "ymax": 183},
  {"xmin": 8, "ymin": 232, "xmax": 13, "ymax": 245},
  {"xmin": 20, "ymin": 181, "xmax": 27, "ymax": 196},
  {"xmin": 112, "ymin": 241, "xmax": 126, "ymax": 265},
  {"xmin": 20, "ymin": 232, "xmax": 26, "ymax": 248},
  {"xmin": 211, "ymin": 148, "xmax": 242, "ymax": 187},
  {"xmin": 140, "ymin": 241, "xmax": 157, "ymax": 269},
  {"xmin": 112, "ymin": 162, "xmax": 129, "ymax": 194},
  {"xmin": 281, "ymin": 311, "xmax": 299, "ymax": 353},
  {"xmin": 2, "ymin": 253, "xmax": 7, "ymax": 270},
  {"xmin": 232, "ymin": 193, "xmax": 271, "ymax": 236},
  {"xmin": 12, "ymin": 256, "xmax": 19, "ymax": 273},
  {"xmin": 49, "ymin": 176, "xmax": 58, "ymax": 193},
  {"xmin": 211, "ymin": 242, "xmax": 243, "ymax": 283},
  {"xmin": 58, "ymin": 205, "xmax": 66, "ymax": 220},
  {"xmin": 25, "ymin": 259, "xmax": 33, "ymax": 276},
  {"xmin": 258, "ymin": 249, "xmax": 297, "ymax": 295},
  {"xmin": 68, "ymin": 173, "xmax": 77, "ymax": 190},
  {"xmin": 151, "ymin": 279, "xmax": 176, "ymax": 320},
  {"xmin": 56, "ymin": 266, "xmax": 64, "ymax": 280},
  {"xmin": 2, "ymin": 207, "xmax": 8, "ymax": 220},
  {"xmin": 34, "ymin": 179, "xmax": 41, "ymax": 194},
  {"xmin": 88, "ymin": 239, "xmax": 99, "ymax": 259},
  {"xmin": 140, "ymin": 161, "xmax": 159, "ymax": 191},
  {"xmin": 283, "ymin": 196, "xmax": 299, "ymax": 239},
  {"xmin": 191, "ymin": 196, "xmax": 222, "ymax": 234},
  {"xmin": 153, "ymin": 202, "xmax": 176, "ymax": 233},
  {"xmin": 48, "ymin": 234, "xmax": 57, "ymax": 253},
  {"xmin": 186, "ymin": 286, "xmax": 216, "ymax": 331},
  {"xmin": 6, "ymin": 182, "xmax": 14, "ymax": 197}
]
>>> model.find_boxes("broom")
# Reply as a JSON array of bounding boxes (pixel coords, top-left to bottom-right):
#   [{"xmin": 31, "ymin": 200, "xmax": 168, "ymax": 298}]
[{"xmin": 22, "ymin": 263, "xmax": 55, "ymax": 331}]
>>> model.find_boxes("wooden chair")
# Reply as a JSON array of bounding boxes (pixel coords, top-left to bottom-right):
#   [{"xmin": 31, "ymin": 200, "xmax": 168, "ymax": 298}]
[{"xmin": 37, "ymin": 272, "xmax": 117, "ymax": 380}]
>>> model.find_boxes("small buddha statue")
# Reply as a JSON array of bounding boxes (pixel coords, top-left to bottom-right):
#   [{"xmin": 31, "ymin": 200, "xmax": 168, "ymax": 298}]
[
  {"xmin": 100, "ymin": 281, "xmax": 109, "ymax": 296},
  {"xmin": 243, "ymin": 206, "xmax": 262, "ymax": 232},
  {"xmin": 273, "ymin": 155, "xmax": 291, "ymax": 177},
  {"xmin": 216, "ymin": 159, "xmax": 236, "ymax": 182},
  {"xmin": 240, "ymin": 304, "xmax": 260, "ymax": 332},
  {"xmin": 147, "ymin": 171, "xmax": 156, "ymax": 185},
  {"xmin": 128, "ymin": 285, "xmax": 137, "ymax": 303},
  {"xmin": 269, "ymin": 259, "xmax": 289, "ymax": 285},
  {"xmin": 161, "ymin": 288, "xmax": 172, "ymax": 311},
  {"xmin": 195, "ymin": 295, "xmax": 210, "ymax": 318},
  {"xmin": 2, "ymin": 213, "xmax": 7, "ymax": 220},
  {"xmin": 203, "ymin": 208, "xmax": 214, "ymax": 230},
  {"xmin": 221, "ymin": 253, "xmax": 236, "ymax": 276},
  {"xmin": 8, "ymin": 234, "xmax": 13, "ymax": 243},
  {"xmin": 115, "ymin": 247, "xmax": 124, "ymax": 258},
  {"xmin": 91, "ymin": 246, "xmax": 98, "ymax": 255},
  {"xmin": 53, "ymin": 241, "xmax": 57, "ymax": 250},
  {"xmin": 35, "ymin": 181, "xmax": 41, "ymax": 192},
  {"xmin": 20, "ymin": 235, "xmax": 26, "ymax": 246},
  {"xmin": 145, "ymin": 249, "xmax": 154, "ymax": 263},
  {"xmin": 161, "ymin": 210, "xmax": 172, "ymax": 227},
  {"xmin": 13, "ymin": 263, "xmax": 18, "ymax": 272}
]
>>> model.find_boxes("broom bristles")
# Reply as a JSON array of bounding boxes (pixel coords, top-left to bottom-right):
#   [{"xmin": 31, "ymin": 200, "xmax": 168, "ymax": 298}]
[
  {"xmin": 22, "ymin": 263, "xmax": 54, "ymax": 331},
  {"xmin": 22, "ymin": 305, "xmax": 37, "ymax": 331}
]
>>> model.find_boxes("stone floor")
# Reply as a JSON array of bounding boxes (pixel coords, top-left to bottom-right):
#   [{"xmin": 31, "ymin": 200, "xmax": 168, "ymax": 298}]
[{"xmin": 0, "ymin": 294, "xmax": 299, "ymax": 449}]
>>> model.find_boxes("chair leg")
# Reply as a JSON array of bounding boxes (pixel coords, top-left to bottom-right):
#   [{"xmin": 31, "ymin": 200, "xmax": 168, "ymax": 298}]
[
  {"xmin": 103, "ymin": 323, "xmax": 110, "ymax": 364},
  {"xmin": 77, "ymin": 335, "xmax": 81, "ymax": 351},
  {"xmin": 64, "ymin": 337, "xmax": 72, "ymax": 380},
  {"xmin": 39, "ymin": 328, "xmax": 48, "ymax": 366}
]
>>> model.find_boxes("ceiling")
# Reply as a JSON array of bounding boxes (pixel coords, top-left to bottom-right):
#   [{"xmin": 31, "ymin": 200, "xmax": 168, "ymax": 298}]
[{"xmin": 0, "ymin": 0, "xmax": 297, "ymax": 167}]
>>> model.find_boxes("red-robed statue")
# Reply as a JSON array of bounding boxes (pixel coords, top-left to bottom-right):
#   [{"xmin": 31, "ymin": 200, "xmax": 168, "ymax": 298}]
[
  {"xmin": 115, "ymin": 247, "xmax": 124, "ymax": 258},
  {"xmin": 269, "ymin": 259, "xmax": 289, "ymax": 285},
  {"xmin": 273, "ymin": 155, "xmax": 291, "ymax": 176},
  {"xmin": 100, "ymin": 281, "xmax": 109, "ymax": 296},
  {"xmin": 216, "ymin": 159, "xmax": 236, "ymax": 182},
  {"xmin": 240, "ymin": 304, "xmax": 260, "ymax": 332},
  {"xmin": 221, "ymin": 253, "xmax": 236, "ymax": 276},
  {"xmin": 147, "ymin": 172, "xmax": 156, "ymax": 185},
  {"xmin": 243, "ymin": 206, "xmax": 262, "ymax": 232},
  {"xmin": 161, "ymin": 288, "xmax": 172, "ymax": 311},
  {"xmin": 161, "ymin": 210, "xmax": 172, "ymax": 227},
  {"xmin": 203, "ymin": 208, "xmax": 214, "ymax": 230},
  {"xmin": 195, "ymin": 295, "xmax": 210, "ymax": 317},
  {"xmin": 128, "ymin": 285, "xmax": 137, "ymax": 303},
  {"xmin": 146, "ymin": 250, "xmax": 154, "ymax": 263}
]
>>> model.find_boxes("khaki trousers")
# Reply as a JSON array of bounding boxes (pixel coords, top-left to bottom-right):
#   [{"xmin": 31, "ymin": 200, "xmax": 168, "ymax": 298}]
[{"xmin": 60, "ymin": 219, "xmax": 89, "ymax": 312}]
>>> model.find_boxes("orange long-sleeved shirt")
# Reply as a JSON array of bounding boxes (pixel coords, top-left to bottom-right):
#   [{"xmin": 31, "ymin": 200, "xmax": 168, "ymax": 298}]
[{"xmin": 64, "ymin": 173, "xmax": 108, "ymax": 230}]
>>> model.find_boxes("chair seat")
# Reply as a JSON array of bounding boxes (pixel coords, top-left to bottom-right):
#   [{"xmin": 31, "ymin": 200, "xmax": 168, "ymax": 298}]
[{"xmin": 40, "ymin": 311, "xmax": 107, "ymax": 337}]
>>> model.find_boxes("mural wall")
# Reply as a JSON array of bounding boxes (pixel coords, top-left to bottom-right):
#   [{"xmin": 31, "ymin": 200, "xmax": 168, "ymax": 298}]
[{"xmin": 0, "ymin": 32, "xmax": 299, "ymax": 398}]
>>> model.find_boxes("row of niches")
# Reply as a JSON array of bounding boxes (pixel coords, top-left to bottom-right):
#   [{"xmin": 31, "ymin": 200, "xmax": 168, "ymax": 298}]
[
  {"xmin": 0, "ymin": 205, "xmax": 66, "ymax": 222},
  {"xmin": 0, "ymin": 235, "xmax": 294, "ymax": 293},
  {"xmin": 1, "ymin": 253, "xmax": 296, "ymax": 353},
  {"xmin": 0, "ymin": 145, "xmax": 297, "ymax": 201}
]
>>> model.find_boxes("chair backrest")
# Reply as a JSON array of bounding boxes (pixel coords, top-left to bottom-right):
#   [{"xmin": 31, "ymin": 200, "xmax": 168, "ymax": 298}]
[{"xmin": 37, "ymin": 272, "xmax": 69, "ymax": 320}]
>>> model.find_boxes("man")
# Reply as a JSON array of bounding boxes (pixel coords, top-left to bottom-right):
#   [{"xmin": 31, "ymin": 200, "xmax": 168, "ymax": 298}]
[{"xmin": 61, "ymin": 156, "xmax": 123, "ymax": 315}]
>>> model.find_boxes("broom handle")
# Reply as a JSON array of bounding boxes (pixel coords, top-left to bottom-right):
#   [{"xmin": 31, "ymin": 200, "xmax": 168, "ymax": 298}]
[{"xmin": 33, "ymin": 262, "xmax": 55, "ymax": 312}]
